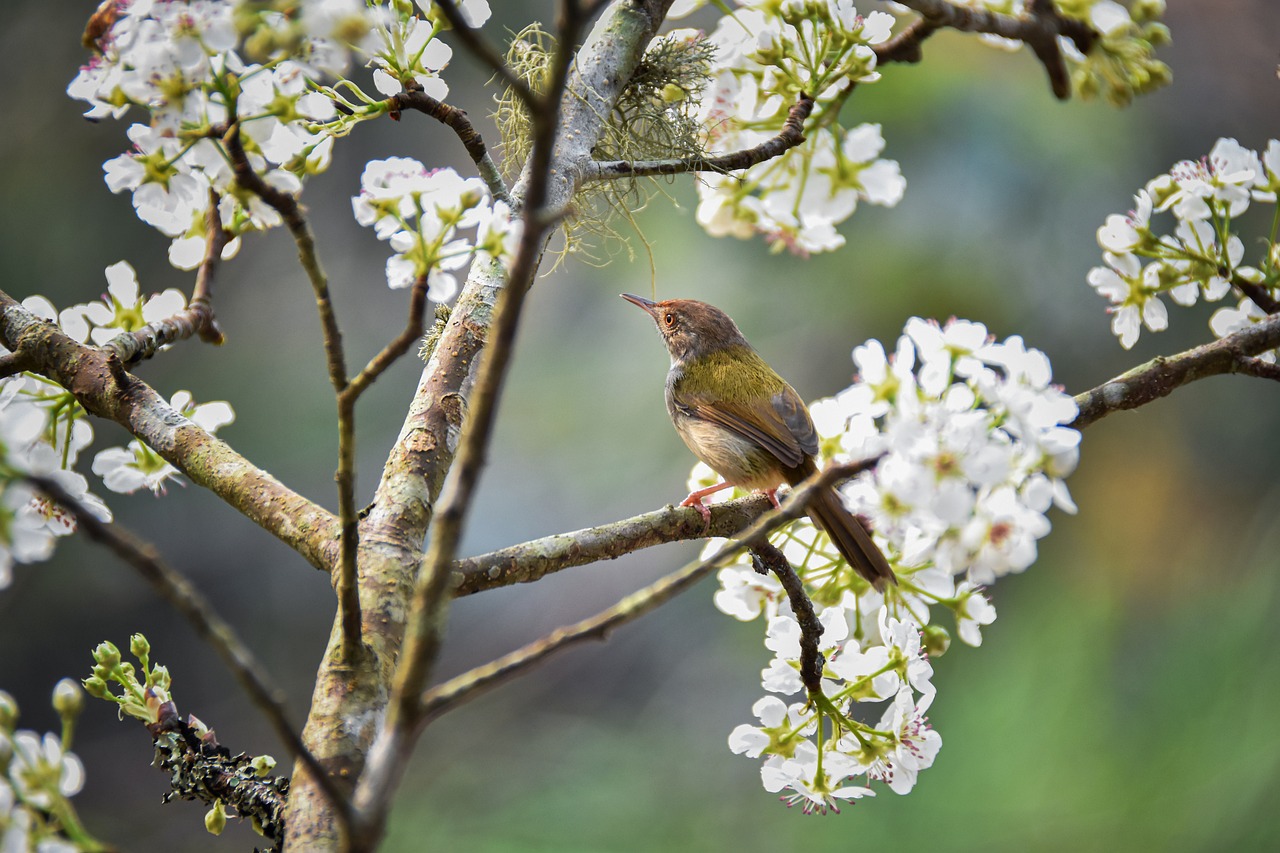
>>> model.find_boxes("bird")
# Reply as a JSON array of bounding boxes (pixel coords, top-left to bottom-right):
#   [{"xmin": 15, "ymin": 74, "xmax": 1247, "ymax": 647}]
[{"xmin": 621, "ymin": 293, "xmax": 896, "ymax": 589}]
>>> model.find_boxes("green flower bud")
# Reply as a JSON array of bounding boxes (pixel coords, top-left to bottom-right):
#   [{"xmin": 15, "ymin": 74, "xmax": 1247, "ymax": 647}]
[
  {"xmin": 93, "ymin": 641, "xmax": 121, "ymax": 668},
  {"xmin": 82, "ymin": 676, "xmax": 110, "ymax": 700},
  {"xmin": 148, "ymin": 665, "xmax": 172, "ymax": 692},
  {"xmin": 921, "ymin": 623, "xmax": 951, "ymax": 657},
  {"xmin": 130, "ymin": 633, "xmax": 151, "ymax": 661},
  {"xmin": 0, "ymin": 690, "xmax": 17, "ymax": 730},
  {"xmin": 1132, "ymin": 0, "xmax": 1166, "ymax": 22},
  {"xmin": 1142, "ymin": 21, "xmax": 1171, "ymax": 45},
  {"xmin": 205, "ymin": 802, "xmax": 228, "ymax": 836},
  {"xmin": 52, "ymin": 678, "xmax": 85, "ymax": 718}
]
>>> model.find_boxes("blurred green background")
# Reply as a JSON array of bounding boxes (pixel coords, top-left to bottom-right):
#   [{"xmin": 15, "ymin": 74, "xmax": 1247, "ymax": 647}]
[{"xmin": 3, "ymin": 2, "xmax": 1280, "ymax": 850}]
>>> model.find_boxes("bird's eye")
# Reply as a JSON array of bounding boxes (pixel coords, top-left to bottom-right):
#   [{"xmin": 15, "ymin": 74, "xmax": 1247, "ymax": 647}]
[{"xmin": 663, "ymin": 312, "xmax": 676, "ymax": 327}]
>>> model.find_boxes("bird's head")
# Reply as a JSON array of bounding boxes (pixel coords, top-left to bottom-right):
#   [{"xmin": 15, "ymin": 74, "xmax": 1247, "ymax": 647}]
[{"xmin": 620, "ymin": 294, "xmax": 751, "ymax": 365}]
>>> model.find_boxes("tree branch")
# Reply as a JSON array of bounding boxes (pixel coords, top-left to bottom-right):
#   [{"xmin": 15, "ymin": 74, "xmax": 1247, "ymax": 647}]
[
  {"xmin": 25, "ymin": 474, "xmax": 351, "ymax": 830},
  {"xmin": 388, "ymin": 88, "xmax": 512, "ymax": 206},
  {"xmin": 583, "ymin": 95, "xmax": 815, "ymax": 181},
  {"xmin": 420, "ymin": 459, "xmax": 874, "ymax": 722},
  {"xmin": 0, "ymin": 290, "xmax": 340, "ymax": 570},
  {"xmin": 889, "ymin": 0, "xmax": 1095, "ymax": 99},
  {"xmin": 452, "ymin": 494, "xmax": 776, "ymax": 595},
  {"xmin": 1071, "ymin": 312, "xmax": 1280, "ymax": 429}
]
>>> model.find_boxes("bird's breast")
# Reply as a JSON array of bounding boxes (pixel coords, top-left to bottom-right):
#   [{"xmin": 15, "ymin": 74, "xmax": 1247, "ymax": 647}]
[{"xmin": 665, "ymin": 371, "xmax": 782, "ymax": 489}]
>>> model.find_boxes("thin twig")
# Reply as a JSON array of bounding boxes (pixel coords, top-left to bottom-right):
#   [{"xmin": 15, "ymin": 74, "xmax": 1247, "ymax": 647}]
[
  {"xmin": 1236, "ymin": 278, "xmax": 1280, "ymax": 314},
  {"xmin": 389, "ymin": 89, "xmax": 512, "ymax": 206},
  {"xmin": 750, "ymin": 541, "xmax": 824, "ymax": 692},
  {"xmin": 102, "ymin": 197, "xmax": 231, "ymax": 366},
  {"xmin": 1232, "ymin": 353, "xmax": 1280, "ymax": 382},
  {"xmin": 420, "ymin": 458, "xmax": 878, "ymax": 722},
  {"xmin": 225, "ymin": 121, "xmax": 363, "ymax": 659},
  {"xmin": 433, "ymin": 0, "xmax": 537, "ymax": 108},
  {"xmin": 224, "ymin": 123, "xmax": 348, "ymax": 393},
  {"xmin": 343, "ymin": 276, "xmax": 432, "ymax": 402},
  {"xmin": 583, "ymin": 95, "xmax": 815, "ymax": 181},
  {"xmin": 873, "ymin": 17, "xmax": 938, "ymax": 65},
  {"xmin": 1071, "ymin": 311, "xmax": 1280, "ymax": 428},
  {"xmin": 190, "ymin": 189, "xmax": 227, "ymax": 331},
  {"xmin": 328, "ymin": 273, "xmax": 434, "ymax": 661},
  {"xmin": 25, "ymin": 474, "xmax": 353, "ymax": 832},
  {"xmin": 0, "ymin": 351, "xmax": 34, "ymax": 379}
]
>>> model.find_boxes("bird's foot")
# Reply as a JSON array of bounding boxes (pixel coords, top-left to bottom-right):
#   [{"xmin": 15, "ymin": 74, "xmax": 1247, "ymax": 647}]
[
  {"xmin": 680, "ymin": 481, "xmax": 732, "ymax": 534},
  {"xmin": 679, "ymin": 493, "xmax": 714, "ymax": 532}
]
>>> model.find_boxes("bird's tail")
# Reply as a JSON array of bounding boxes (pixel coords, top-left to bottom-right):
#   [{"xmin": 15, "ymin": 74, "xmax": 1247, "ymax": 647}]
[{"xmin": 807, "ymin": 484, "xmax": 897, "ymax": 590}]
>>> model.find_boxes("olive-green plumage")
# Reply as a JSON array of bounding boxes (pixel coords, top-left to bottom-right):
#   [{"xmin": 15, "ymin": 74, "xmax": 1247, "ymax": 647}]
[{"xmin": 621, "ymin": 294, "xmax": 896, "ymax": 589}]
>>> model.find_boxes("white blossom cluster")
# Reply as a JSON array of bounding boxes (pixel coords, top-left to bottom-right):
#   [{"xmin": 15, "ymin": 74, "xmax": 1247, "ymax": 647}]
[
  {"xmin": 66, "ymin": 0, "xmax": 489, "ymax": 271},
  {"xmin": 690, "ymin": 2, "xmax": 906, "ymax": 255},
  {"xmin": 703, "ymin": 317, "xmax": 1079, "ymax": 812},
  {"xmin": 1088, "ymin": 138, "xmax": 1280, "ymax": 352},
  {"xmin": 0, "ymin": 266, "xmax": 235, "ymax": 589},
  {"xmin": 0, "ymin": 684, "xmax": 89, "ymax": 852},
  {"xmin": 352, "ymin": 158, "xmax": 520, "ymax": 298},
  {"xmin": 946, "ymin": 0, "xmax": 1170, "ymax": 106}
]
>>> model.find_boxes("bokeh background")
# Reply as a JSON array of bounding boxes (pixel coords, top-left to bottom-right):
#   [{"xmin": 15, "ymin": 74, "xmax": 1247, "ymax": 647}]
[{"xmin": 3, "ymin": 1, "xmax": 1280, "ymax": 850}]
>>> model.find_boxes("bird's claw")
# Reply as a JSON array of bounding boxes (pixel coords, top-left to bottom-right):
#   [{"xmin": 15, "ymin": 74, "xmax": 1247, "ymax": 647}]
[{"xmin": 680, "ymin": 494, "xmax": 714, "ymax": 534}]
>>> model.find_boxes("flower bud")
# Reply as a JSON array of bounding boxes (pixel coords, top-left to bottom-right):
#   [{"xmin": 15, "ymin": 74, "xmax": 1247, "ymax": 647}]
[
  {"xmin": 130, "ymin": 633, "xmax": 150, "ymax": 661},
  {"xmin": 82, "ymin": 676, "xmax": 110, "ymax": 700},
  {"xmin": 205, "ymin": 802, "xmax": 228, "ymax": 836},
  {"xmin": 921, "ymin": 624, "xmax": 951, "ymax": 657},
  {"xmin": 0, "ymin": 690, "xmax": 17, "ymax": 730},
  {"xmin": 148, "ymin": 665, "xmax": 171, "ymax": 692},
  {"xmin": 93, "ymin": 641, "xmax": 121, "ymax": 668},
  {"xmin": 53, "ymin": 678, "xmax": 85, "ymax": 718}
]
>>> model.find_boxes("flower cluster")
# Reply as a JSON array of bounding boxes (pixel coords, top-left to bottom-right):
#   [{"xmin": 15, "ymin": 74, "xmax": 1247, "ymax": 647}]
[
  {"xmin": 0, "ymin": 269, "xmax": 236, "ymax": 587},
  {"xmin": 0, "ymin": 682, "xmax": 96, "ymax": 851},
  {"xmin": 1059, "ymin": 0, "xmax": 1171, "ymax": 107},
  {"xmin": 67, "ymin": 1, "xmax": 489, "ymax": 270},
  {"xmin": 0, "ymin": 306, "xmax": 111, "ymax": 587},
  {"xmin": 83, "ymin": 635, "xmax": 174, "ymax": 726},
  {"xmin": 1088, "ymin": 138, "xmax": 1280, "ymax": 351},
  {"xmin": 352, "ymin": 157, "xmax": 519, "ymax": 296},
  {"xmin": 953, "ymin": 0, "xmax": 1171, "ymax": 106},
  {"xmin": 708, "ymin": 317, "xmax": 1079, "ymax": 811},
  {"xmin": 693, "ymin": 2, "xmax": 905, "ymax": 255}
]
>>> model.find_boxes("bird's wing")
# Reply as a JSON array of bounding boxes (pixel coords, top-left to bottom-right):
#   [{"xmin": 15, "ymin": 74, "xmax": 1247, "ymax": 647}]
[{"xmin": 679, "ymin": 384, "xmax": 817, "ymax": 469}]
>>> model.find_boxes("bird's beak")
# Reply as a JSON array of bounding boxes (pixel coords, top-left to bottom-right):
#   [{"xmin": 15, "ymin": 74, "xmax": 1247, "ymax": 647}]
[{"xmin": 620, "ymin": 293, "xmax": 658, "ymax": 316}]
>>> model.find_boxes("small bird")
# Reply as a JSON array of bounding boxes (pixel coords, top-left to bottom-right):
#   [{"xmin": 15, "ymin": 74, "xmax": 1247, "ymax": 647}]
[{"xmin": 621, "ymin": 294, "xmax": 896, "ymax": 589}]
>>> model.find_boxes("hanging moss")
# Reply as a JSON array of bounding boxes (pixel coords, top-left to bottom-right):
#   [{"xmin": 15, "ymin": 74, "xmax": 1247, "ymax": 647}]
[{"xmin": 493, "ymin": 25, "xmax": 715, "ymax": 268}]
